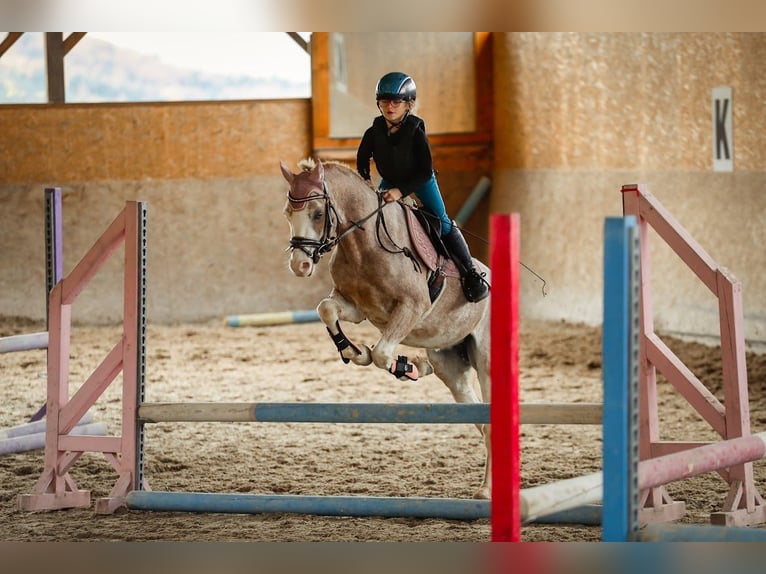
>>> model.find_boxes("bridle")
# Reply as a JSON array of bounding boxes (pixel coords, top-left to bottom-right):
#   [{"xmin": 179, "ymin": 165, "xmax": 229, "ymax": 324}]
[
  {"xmin": 287, "ymin": 181, "xmax": 340, "ymax": 264},
  {"xmin": 286, "ymin": 176, "xmax": 417, "ymax": 270}
]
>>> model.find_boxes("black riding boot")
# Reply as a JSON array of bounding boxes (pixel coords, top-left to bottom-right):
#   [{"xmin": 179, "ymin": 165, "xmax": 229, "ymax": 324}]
[{"xmin": 442, "ymin": 224, "xmax": 490, "ymax": 302}]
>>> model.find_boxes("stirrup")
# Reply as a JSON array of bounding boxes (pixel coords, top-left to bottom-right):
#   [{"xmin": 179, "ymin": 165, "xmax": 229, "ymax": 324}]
[
  {"xmin": 390, "ymin": 355, "xmax": 419, "ymax": 381},
  {"xmin": 461, "ymin": 270, "xmax": 490, "ymax": 303}
]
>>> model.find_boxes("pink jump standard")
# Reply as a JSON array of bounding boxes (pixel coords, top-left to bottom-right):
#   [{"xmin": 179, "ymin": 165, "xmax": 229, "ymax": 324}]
[
  {"xmin": 621, "ymin": 184, "xmax": 765, "ymax": 527},
  {"xmin": 18, "ymin": 201, "xmax": 148, "ymax": 514}
]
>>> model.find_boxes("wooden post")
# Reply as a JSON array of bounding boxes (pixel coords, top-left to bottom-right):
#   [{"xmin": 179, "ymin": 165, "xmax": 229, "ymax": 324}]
[{"xmin": 45, "ymin": 33, "xmax": 65, "ymax": 103}]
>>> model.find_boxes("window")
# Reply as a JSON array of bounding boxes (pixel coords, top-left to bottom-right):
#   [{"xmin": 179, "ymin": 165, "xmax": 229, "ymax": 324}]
[
  {"xmin": 0, "ymin": 32, "xmax": 311, "ymax": 104},
  {"xmin": 311, "ymin": 32, "xmax": 492, "ymax": 158}
]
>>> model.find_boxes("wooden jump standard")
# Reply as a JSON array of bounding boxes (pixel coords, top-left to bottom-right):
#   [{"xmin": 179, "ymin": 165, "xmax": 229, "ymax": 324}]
[
  {"xmin": 622, "ymin": 184, "xmax": 765, "ymax": 527},
  {"xmin": 17, "ymin": 201, "xmax": 148, "ymax": 515},
  {"xmin": 602, "ymin": 215, "xmax": 766, "ymax": 541}
]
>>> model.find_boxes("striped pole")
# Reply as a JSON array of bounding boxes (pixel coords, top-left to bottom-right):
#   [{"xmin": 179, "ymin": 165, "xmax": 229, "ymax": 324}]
[
  {"xmin": 137, "ymin": 402, "xmax": 600, "ymax": 425},
  {"xmin": 225, "ymin": 310, "xmax": 320, "ymax": 327}
]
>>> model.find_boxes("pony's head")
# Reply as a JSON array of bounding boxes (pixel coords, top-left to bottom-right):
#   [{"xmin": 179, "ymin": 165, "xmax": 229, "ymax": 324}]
[
  {"xmin": 280, "ymin": 159, "xmax": 332, "ymax": 277},
  {"xmin": 280, "ymin": 158, "xmax": 325, "ymax": 212}
]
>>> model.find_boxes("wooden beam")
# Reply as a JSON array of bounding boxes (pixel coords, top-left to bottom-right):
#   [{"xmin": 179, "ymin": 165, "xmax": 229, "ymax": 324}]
[
  {"xmin": 286, "ymin": 32, "xmax": 309, "ymax": 54},
  {"xmin": 474, "ymin": 32, "xmax": 494, "ymax": 138},
  {"xmin": 45, "ymin": 32, "xmax": 66, "ymax": 103},
  {"xmin": 63, "ymin": 32, "xmax": 87, "ymax": 55},
  {"xmin": 0, "ymin": 32, "xmax": 23, "ymax": 58}
]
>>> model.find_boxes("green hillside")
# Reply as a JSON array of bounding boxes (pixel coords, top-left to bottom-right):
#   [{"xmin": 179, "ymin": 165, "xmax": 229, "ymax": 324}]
[{"xmin": 0, "ymin": 33, "xmax": 310, "ymax": 103}]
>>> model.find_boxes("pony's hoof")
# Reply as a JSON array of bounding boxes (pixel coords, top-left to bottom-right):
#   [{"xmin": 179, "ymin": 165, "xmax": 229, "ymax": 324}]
[
  {"xmin": 390, "ymin": 355, "xmax": 418, "ymax": 381},
  {"xmin": 473, "ymin": 486, "xmax": 490, "ymax": 500}
]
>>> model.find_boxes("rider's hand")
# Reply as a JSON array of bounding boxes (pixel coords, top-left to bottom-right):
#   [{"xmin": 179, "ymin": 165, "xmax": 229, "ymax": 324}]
[{"xmin": 382, "ymin": 188, "xmax": 403, "ymax": 203}]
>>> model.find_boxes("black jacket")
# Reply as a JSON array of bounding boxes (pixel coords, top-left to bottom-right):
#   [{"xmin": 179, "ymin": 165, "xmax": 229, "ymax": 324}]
[{"xmin": 356, "ymin": 114, "xmax": 434, "ymax": 198}]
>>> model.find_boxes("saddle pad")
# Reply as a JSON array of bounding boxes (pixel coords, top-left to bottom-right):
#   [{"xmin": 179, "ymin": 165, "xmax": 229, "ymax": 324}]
[{"xmin": 403, "ymin": 205, "xmax": 460, "ymax": 278}]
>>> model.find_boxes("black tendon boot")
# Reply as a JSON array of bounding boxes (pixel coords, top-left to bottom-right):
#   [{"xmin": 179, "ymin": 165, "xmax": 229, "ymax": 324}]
[{"xmin": 443, "ymin": 224, "xmax": 490, "ymax": 302}]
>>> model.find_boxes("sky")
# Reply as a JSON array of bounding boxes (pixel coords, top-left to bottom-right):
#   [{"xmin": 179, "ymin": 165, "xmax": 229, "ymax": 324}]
[{"xmin": 86, "ymin": 32, "xmax": 311, "ymax": 82}]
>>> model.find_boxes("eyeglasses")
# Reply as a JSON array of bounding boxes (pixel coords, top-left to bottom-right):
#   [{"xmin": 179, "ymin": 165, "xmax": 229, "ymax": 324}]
[{"xmin": 377, "ymin": 99, "xmax": 404, "ymax": 108}]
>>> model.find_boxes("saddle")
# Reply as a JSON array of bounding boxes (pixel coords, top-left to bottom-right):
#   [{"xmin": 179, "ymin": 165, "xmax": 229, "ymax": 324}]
[{"xmin": 402, "ymin": 204, "xmax": 460, "ymax": 302}]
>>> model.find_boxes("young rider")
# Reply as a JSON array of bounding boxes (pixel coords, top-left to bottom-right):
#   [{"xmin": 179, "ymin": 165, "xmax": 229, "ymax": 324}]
[{"xmin": 356, "ymin": 71, "xmax": 489, "ymax": 303}]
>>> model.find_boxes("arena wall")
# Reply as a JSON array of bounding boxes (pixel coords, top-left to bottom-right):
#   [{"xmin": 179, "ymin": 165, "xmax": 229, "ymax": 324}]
[
  {"xmin": 2, "ymin": 33, "xmax": 765, "ymax": 346},
  {"xmin": 0, "ymin": 99, "xmax": 338, "ymax": 324},
  {"xmin": 493, "ymin": 33, "xmax": 766, "ymax": 346}
]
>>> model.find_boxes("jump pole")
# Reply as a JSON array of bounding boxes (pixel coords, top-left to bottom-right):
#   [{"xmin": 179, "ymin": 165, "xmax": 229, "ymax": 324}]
[
  {"xmin": 137, "ymin": 402, "xmax": 601, "ymax": 425},
  {"xmin": 0, "ymin": 422, "xmax": 108, "ymax": 456},
  {"xmin": 0, "ymin": 411, "xmax": 93, "ymax": 440},
  {"xmin": 225, "ymin": 309, "xmax": 320, "ymax": 328},
  {"xmin": 0, "ymin": 332, "xmax": 49, "ymax": 354},
  {"xmin": 125, "ymin": 480, "xmax": 601, "ymax": 523},
  {"xmin": 454, "ymin": 176, "xmax": 491, "ymax": 226}
]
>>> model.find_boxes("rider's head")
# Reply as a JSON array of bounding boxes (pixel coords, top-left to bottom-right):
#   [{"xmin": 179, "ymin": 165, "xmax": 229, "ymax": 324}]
[{"xmin": 375, "ymin": 72, "xmax": 416, "ymax": 126}]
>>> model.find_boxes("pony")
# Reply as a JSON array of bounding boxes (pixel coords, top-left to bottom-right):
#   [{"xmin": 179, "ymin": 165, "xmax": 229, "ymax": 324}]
[{"xmin": 279, "ymin": 158, "xmax": 492, "ymax": 499}]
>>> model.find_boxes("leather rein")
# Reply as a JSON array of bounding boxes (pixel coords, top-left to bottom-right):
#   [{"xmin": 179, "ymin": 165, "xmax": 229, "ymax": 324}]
[{"xmin": 287, "ymin": 179, "xmax": 420, "ymax": 271}]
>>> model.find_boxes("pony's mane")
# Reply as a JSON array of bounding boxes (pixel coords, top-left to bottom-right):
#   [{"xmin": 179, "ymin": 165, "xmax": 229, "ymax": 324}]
[{"xmin": 296, "ymin": 157, "xmax": 372, "ymax": 189}]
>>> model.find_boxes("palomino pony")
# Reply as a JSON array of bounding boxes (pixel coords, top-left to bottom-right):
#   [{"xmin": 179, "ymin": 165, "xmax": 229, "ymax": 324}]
[{"xmin": 279, "ymin": 158, "xmax": 492, "ymax": 499}]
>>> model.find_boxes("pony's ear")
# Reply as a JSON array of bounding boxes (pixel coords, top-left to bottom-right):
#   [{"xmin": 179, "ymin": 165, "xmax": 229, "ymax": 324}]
[{"xmin": 279, "ymin": 161, "xmax": 295, "ymax": 184}]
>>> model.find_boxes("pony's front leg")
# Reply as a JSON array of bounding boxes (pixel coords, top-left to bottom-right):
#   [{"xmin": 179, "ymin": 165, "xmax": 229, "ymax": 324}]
[
  {"xmin": 317, "ymin": 291, "xmax": 372, "ymax": 366},
  {"xmin": 370, "ymin": 307, "xmax": 433, "ymax": 382}
]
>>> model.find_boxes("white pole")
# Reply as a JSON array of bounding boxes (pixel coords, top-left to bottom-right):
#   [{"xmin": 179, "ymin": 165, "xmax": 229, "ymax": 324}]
[
  {"xmin": 0, "ymin": 422, "xmax": 107, "ymax": 455},
  {"xmin": 0, "ymin": 332, "xmax": 49, "ymax": 353}
]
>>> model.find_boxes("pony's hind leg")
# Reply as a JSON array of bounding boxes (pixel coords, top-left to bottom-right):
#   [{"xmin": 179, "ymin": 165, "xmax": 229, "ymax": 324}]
[
  {"xmin": 427, "ymin": 342, "xmax": 490, "ymax": 500},
  {"xmin": 464, "ymin": 332, "xmax": 492, "ymax": 501},
  {"xmin": 317, "ymin": 290, "xmax": 372, "ymax": 366}
]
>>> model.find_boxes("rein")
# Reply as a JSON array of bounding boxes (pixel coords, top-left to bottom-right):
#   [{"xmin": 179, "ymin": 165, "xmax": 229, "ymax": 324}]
[{"xmin": 287, "ymin": 176, "xmax": 419, "ymax": 271}]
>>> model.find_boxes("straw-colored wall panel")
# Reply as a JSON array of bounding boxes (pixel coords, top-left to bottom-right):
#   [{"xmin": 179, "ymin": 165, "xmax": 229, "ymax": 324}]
[{"xmin": 0, "ymin": 99, "xmax": 311, "ymax": 184}]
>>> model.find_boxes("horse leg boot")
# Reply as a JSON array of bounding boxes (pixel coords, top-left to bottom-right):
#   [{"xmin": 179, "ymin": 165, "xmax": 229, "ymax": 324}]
[{"xmin": 442, "ymin": 224, "xmax": 490, "ymax": 303}]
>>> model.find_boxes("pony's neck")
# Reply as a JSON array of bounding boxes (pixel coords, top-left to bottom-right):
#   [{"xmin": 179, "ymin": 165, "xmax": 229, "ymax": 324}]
[{"xmin": 325, "ymin": 167, "xmax": 380, "ymax": 222}]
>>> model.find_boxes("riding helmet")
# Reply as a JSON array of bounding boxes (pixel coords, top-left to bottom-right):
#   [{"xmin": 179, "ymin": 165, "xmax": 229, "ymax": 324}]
[{"xmin": 375, "ymin": 72, "xmax": 416, "ymax": 102}]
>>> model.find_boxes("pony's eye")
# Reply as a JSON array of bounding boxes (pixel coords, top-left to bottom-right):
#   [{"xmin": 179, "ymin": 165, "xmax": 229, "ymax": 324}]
[{"xmin": 312, "ymin": 209, "xmax": 323, "ymax": 222}]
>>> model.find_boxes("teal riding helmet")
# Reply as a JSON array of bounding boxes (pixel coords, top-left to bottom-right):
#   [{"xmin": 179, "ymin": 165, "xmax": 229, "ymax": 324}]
[{"xmin": 375, "ymin": 72, "xmax": 417, "ymax": 102}]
